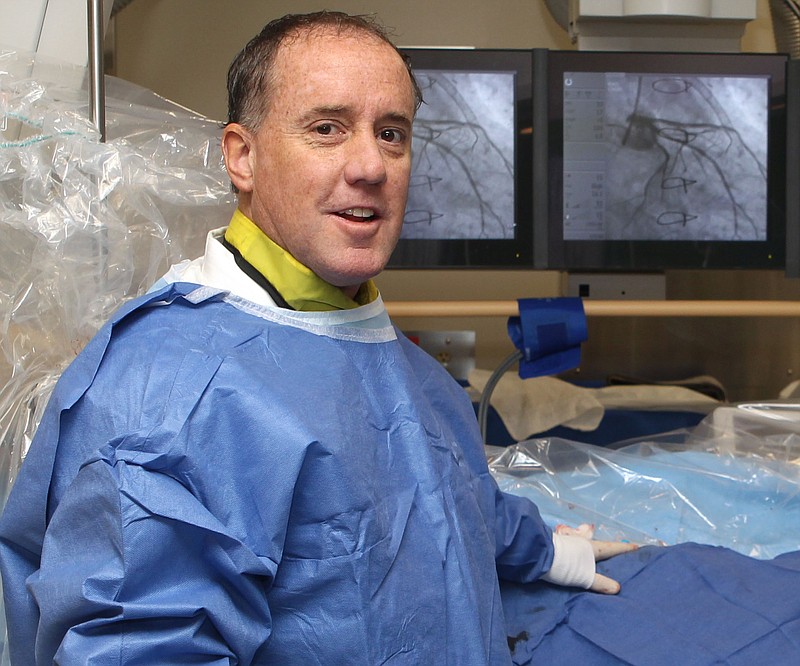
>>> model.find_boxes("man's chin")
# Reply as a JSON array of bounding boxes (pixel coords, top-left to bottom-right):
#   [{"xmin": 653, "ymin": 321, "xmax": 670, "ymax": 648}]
[
  {"xmin": 328, "ymin": 256, "xmax": 392, "ymax": 290},
  {"xmin": 334, "ymin": 270, "xmax": 381, "ymax": 294}
]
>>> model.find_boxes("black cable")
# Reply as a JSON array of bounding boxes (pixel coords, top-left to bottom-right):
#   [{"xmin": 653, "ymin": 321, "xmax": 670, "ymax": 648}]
[
  {"xmin": 220, "ymin": 238, "xmax": 295, "ymax": 310},
  {"xmin": 785, "ymin": 0, "xmax": 800, "ymax": 21}
]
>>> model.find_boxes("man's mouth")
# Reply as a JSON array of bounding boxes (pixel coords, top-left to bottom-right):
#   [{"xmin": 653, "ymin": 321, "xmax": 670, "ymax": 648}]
[{"xmin": 337, "ymin": 207, "xmax": 376, "ymax": 222}]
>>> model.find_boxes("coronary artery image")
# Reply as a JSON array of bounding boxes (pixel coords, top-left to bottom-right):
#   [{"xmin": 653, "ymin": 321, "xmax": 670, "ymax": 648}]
[
  {"xmin": 403, "ymin": 69, "xmax": 516, "ymax": 240},
  {"xmin": 563, "ymin": 71, "xmax": 769, "ymax": 242}
]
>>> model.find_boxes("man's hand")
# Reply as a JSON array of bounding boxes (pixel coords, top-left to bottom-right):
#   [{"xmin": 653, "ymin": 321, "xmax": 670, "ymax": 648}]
[{"xmin": 554, "ymin": 523, "xmax": 638, "ymax": 594}]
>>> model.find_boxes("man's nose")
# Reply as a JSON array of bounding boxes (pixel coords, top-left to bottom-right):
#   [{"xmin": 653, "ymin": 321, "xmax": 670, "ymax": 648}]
[{"xmin": 343, "ymin": 132, "xmax": 388, "ymax": 186}]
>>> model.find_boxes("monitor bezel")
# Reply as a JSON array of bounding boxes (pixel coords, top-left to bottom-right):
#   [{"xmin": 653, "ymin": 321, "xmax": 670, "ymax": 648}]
[{"xmin": 545, "ymin": 50, "xmax": 789, "ymax": 272}]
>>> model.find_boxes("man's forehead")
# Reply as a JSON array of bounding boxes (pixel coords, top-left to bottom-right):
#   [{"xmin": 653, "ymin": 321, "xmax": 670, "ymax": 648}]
[
  {"xmin": 274, "ymin": 27, "xmax": 403, "ymax": 73},
  {"xmin": 269, "ymin": 30, "xmax": 415, "ymax": 109}
]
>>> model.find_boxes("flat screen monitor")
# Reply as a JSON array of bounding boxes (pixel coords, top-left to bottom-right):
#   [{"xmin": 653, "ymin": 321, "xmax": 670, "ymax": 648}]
[
  {"xmin": 388, "ymin": 48, "xmax": 536, "ymax": 268},
  {"xmin": 545, "ymin": 51, "xmax": 789, "ymax": 272}
]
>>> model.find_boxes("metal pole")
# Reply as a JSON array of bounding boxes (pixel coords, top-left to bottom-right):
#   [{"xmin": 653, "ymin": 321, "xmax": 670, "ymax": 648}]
[{"xmin": 88, "ymin": 0, "xmax": 106, "ymax": 142}]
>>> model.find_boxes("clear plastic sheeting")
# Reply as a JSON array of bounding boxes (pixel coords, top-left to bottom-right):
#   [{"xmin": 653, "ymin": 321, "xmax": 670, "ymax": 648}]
[
  {"xmin": 0, "ymin": 48, "xmax": 234, "ymax": 662},
  {"xmin": 0, "ymin": 49, "xmax": 234, "ymax": 513},
  {"xmin": 489, "ymin": 403, "xmax": 800, "ymax": 560}
]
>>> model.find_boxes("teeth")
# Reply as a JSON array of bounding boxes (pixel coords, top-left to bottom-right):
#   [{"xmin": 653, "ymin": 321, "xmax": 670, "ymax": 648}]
[{"xmin": 342, "ymin": 208, "xmax": 375, "ymax": 219}]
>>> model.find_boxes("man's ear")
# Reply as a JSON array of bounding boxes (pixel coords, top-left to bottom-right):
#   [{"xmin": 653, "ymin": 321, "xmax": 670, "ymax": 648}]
[{"xmin": 222, "ymin": 124, "xmax": 255, "ymax": 193}]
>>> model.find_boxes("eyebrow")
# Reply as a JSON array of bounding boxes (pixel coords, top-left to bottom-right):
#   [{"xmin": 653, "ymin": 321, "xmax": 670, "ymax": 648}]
[
  {"xmin": 304, "ymin": 104, "xmax": 349, "ymax": 119},
  {"xmin": 299, "ymin": 105, "xmax": 413, "ymax": 128},
  {"xmin": 383, "ymin": 111, "xmax": 414, "ymax": 128}
]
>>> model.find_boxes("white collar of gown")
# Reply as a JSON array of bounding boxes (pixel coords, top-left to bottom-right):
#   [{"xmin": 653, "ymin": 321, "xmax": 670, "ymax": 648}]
[{"xmin": 155, "ymin": 228, "xmax": 397, "ymax": 342}]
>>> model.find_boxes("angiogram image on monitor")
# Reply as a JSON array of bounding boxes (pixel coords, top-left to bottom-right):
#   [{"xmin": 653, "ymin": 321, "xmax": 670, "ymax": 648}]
[
  {"xmin": 404, "ymin": 69, "xmax": 516, "ymax": 240},
  {"xmin": 547, "ymin": 51, "xmax": 789, "ymax": 272},
  {"xmin": 388, "ymin": 48, "xmax": 534, "ymax": 269},
  {"xmin": 563, "ymin": 71, "xmax": 769, "ymax": 243}
]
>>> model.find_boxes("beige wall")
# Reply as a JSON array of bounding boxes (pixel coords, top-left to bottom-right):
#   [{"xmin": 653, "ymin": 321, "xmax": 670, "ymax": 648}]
[
  {"xmin": 114, "ymin": 1, "xmax": 777, "ymax": 120},
  {"xmin": 113, "ymin": 0, "xmax": 800, "ymax": 401},
  {"xmin": 114, "ymin": 0, "xmax": 573, "ymax": 121}
]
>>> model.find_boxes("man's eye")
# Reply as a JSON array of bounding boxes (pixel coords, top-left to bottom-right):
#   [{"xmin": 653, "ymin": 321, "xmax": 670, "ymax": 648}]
[
  {"xmin": 380, "ymin": 128, "xmax": 404, "ymax": 144},
  {"xmin": 314, "ymin": 123, "xmax": 336, "ymax": 135}
]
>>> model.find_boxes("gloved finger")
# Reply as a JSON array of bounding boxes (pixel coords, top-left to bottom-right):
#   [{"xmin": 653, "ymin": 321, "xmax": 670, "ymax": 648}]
[
  {"xmin": 592, "ymin": 539, "xmax": 639, "ymax": 562},
  {"xmin": 555, "ymin": 523, "xmax": 594, "ymax": 539},
  {"xmin": 590, "ymin": 572, "xmax": 621, "ymax": 595},
  {"xmin": 556, "ymin": 524, "xmax": 638, "ymax": 562}
]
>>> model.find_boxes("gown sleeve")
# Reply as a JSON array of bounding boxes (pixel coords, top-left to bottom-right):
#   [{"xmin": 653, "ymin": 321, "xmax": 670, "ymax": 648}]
[
  {"xmin": 28, "ymin": 452, "xmax": 275, "ymax": 664},
  {"xmin": 409, "ymin": 334, "xmax": 558, "ymax": 587},
  {"xmin": 490, "ymin": 476, "xmax": 556, "ymax": 584}
]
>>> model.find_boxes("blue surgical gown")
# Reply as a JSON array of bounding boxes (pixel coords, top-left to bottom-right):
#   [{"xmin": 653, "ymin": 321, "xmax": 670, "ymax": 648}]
[{"xmin": 0, "ymin": 283, "xmax": 554, "ymax": 664}]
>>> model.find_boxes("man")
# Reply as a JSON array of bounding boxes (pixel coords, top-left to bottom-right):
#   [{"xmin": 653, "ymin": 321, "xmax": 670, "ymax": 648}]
[{"xmin": 0, "ymin": 12, "xmax": 633, "ymax": 664}]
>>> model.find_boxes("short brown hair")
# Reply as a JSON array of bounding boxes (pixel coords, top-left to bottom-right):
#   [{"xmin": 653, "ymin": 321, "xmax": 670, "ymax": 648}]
[{"xmin": 226, "ymin": 11, "xmax": 422, "ymax": 130}]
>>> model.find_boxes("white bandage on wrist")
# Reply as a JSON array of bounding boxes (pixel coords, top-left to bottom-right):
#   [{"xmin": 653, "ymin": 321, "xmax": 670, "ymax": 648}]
[{"xmin": 540, "ymin": 531, "xmax": 596, "ymax": 589}]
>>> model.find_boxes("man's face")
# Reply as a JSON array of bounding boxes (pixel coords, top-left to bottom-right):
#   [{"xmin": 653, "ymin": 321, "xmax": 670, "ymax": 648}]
[{"xmin": 228, "ymin": 30, "xmax": 416, "ymax": 295}]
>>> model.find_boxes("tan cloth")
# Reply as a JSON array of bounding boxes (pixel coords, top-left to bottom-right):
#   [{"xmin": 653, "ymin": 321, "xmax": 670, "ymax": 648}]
[{"xmin": 468, "ymin": 370, "xmax": 718, "ymax": 442}]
